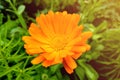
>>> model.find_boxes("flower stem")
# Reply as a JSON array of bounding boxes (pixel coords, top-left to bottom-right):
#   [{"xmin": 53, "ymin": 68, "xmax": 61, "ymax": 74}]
[{"xmin": 8, "ymin": 0, "xmax": 27, "ymax": 30}]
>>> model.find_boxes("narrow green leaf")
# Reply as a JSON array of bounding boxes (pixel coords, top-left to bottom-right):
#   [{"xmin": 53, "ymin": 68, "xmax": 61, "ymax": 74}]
[
  {"xmin": 75, "ymin": 66, "xmax": 85, "ymax": 80},
  {"xmin": 0, "ymin": 13, "xmax": 3, "ymax": 25},
  {"xmin": 50, "ymin": 75, "xmax": 58, "ymax": 80},
  {"xmin": 92, "ymin": 34, "xmax": 102, "ymax": 40},
  {"xmin": 17, "ymin": 5, "xmax": 25, "ymax": 15},
  {"xmin": 77, "ymin": 61, "xmax": 99, "ymax": 80},
  {"xmin": 96, "ymin": 21, "xmax": 107, "ymax": 33},
  {"xmin": 56, "ymin": 69, "xmax": 63, "ymax": 80},
  {"xmin": 50, "ymin": 64, "xmax": 61, "ymax": 74},
  {"xmin": 0, "ymin": 62, "xmax": 23, "ymax": 77}
]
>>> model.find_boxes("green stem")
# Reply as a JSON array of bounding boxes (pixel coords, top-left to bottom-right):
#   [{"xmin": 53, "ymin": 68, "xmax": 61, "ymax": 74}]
[
  {"xmin": 25, "ymin": 64, "xmax": 42, "ymax": 71},
  {"xmin": 17, "ymin": 14, "xmax": 27, "ymax": 30},
  {"xmin": 56, "ymin": 69, "xmax": 62, "ymax": 80},
  {"xmin": 23, "ymin": 55, "xmax": 31, "ymax": 70},
  {"xmin": 50, "ymin": 0, "xmax": 54, "ymax": 11},
  {"xmin": 16, "ymin": 73, "xmax": 22, "ymax": 80},
  {"xmin": 8, "ymin": 0, "xmax": 27, "ymax": 30},
  {"xmin": 0, "ymin": 31, "xmax": 11, "ymax": 79},
  {"xmin": 0, "ymin": 48, "xmax": 12, "ymax": 80},
  {"xmin": 2, "ymin": 35, "xmax": 14, "ymax": 50},
  {"xmin": 13, "ymin": 46, "xmax": 22, "ymax": 56}
]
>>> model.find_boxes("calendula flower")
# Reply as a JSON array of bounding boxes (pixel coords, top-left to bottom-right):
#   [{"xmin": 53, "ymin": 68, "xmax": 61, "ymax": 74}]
[{"xmin": 22, "ymin": 11, "xmax": 92, "ymax": 74}]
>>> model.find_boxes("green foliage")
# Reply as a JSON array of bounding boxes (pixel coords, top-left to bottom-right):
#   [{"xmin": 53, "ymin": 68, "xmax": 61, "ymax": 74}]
[
  {"xmin": 97, "ymin": 28, "xmax": 120, "ymax": 80},
  {"xmin": 78, "ymin": 0, "xmax": 106, "ymax": 23},
  {"xmin": 75, "ymin": 59, "xmax": 99, "ymax": 80},
  {"xmin": 24, "ymin": 0, "xmax": 76, "ymax": 11},
  {"xmin": 0, "ymin": 0, "xmax": 120, "ymax": 80},
  {"xmin": 96, "ymin": 0, "xmax": 120, "ymax": 28},
  {"xmin": 77, "ymin": 60, "xmax": 99, "ymax": 80}
]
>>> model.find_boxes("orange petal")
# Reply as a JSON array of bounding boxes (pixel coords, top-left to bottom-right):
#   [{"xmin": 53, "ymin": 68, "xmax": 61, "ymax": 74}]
[
  {"xmin": 84, "ymin": 44, "xmax": 91, "ymax": 51},
  {"xmin": 67, "ymin": 36, "xmax": 81, "ymax": 46},
  {"xmin": 74, "ymin": 32, "xmax": 92, "ymax": 46},
  {"xmin": 63, "ymin": 61, "xmax": 73, "ymax": 74},
  {"xmin": 44, "ymin": 11, "xmax": 55, "ymax": 34},
  {"xmin": 22, "ymin": 36, "xmax": 43, "ymax": 54},
  {"xmin": 42, "ymin": 59, "xmax": 56, "ymax": 67},
  {"xmin": 23, "ymin": 36, "xmax": 41, "ymax": 48},
  {"xmin": 36, "ymin": 14, "xmax": 54, "ymax": 37},
  {"xmin": 57, "ymin": 12, "xmax": 66, "ymax": 34},
  {"xmin": 22, "ymin": 36, "xmax": 33, "ymax": 43},
  {"xmin": 54, "ymin": 52, "xmax": 63, "ymax": 63},
  {"xmin": 52, "ymin": 12, "xmax": 60, "ymax": 33},
  {"xmin": 29, "ymin": 23, "xmax": 49, "ymax": 43},
  {"xmin": 64, "ymin": 56, "xmax": 77, "ymax": 69},
  {"xmin": 81, "ymin": 31, "xmax": 92, "ymax": 40},
  {"xmin": 45, "ymin": 12, "xmax": 55, "ymax": 34},
  {"xmin": 60, "ymin": 14, "xmax": 71, "ymax": 34},
  {"xmin": 68, "ymin": 25, "xmax": 83, "ymax": 40},
  {"xmin": 40, "ymin": 45, "xmax": 54, "ymax": 53},
  {"xmin": 72, "ymin": 52, "xmax": 83, "ymax": 59},
  {"xmin": 60, "ymin": 50, "xmax": 74, "ymax": 58},
  {"xmin": 25, "ymin": 48, "xmax": 42, "ymax": 55},
  {"xmin": 71, "ymin": 46, "xmax": 86, "ymax": 53},
  {"xmin": 42, "ymin": 52, "xmax": 56, "ymax": 60},
  {"xmin": 31, "ymin": 55, "xmax": 45, "ymax": 64},
  {"xmin": 59, "ymin": 50, "xmax": 68, "ymax": 58},
  {"xmin": 66, "ymin": 14, "xmax": 80, "ymax": 34},
  {"xmin": 73, "ymin": 25, "xmax": 83, "ymax": 38}
]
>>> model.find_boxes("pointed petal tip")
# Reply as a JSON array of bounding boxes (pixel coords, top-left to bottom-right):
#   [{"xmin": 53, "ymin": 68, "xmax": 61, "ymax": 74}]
[{"xmin": 31, "ymin": 55, "xmax": 44, "ymax": 64}]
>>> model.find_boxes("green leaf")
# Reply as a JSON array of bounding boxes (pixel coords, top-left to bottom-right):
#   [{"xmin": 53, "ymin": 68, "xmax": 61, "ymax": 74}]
[
  {"xmin": 0, "ymin": 5, "xmax": 4, "ymax": 9},
  {"xmin": 10, "ymin": 27, "xmax": 26, "ymax": 37},
  {"xmin": 24, "ymin": 0, "xmax": 32, "ymax": 4},
  {"xmin": 75, "ymin": 66, "xmax": 85, "ymax": 80},
  {"xmin": 63, "ymin": 75, "xmax": 70, "ymax": 80},
  {"xmin": 84, "ymin": 23, "xmax": 96, "ymax": 32},
  {"xmin": 50, "ymin": 64, "xmax": 61, "ymax": 74},
  {"xmin": 0, "ymin": 13, "xmax": 3, "ymax": 25},
  {"xmin": 95, "ymin": 44, "xmax": 104, "ymax": 51},
  {"xmin": 56, "ymin": 69, "xmax": 63, "ymax": 80},
  {"xmin": 0, "ymin": 62, "xmax": 23, "ymax": 77},
  {"xmin": 95, "ymin": 21, "xmax": 107, "ymax": 33},
  {"xmin": 17, "ymin": 5, "xmax": 25, "ymax": 15},
  {"xmin": 92, "ymin": 34, "xmax": 102, "ymax": 40},
  {"xmin": 77, "ymin": 61, "xmax": 99, "ymax": 80},
  {"xmin": 50, "ymin": 75, "xmax": 58, "ymax": 80}
]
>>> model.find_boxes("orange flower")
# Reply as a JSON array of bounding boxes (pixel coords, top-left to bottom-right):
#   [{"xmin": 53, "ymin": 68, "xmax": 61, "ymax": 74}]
[{"xmin": 22, "ymin": 11, "xmax": 92, "ymax": 74}]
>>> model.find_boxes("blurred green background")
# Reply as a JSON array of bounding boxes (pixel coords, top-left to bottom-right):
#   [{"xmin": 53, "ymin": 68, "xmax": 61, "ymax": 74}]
[{"xmin": 0, "ymin": 0, "xmax": 120, "ymax": 80}]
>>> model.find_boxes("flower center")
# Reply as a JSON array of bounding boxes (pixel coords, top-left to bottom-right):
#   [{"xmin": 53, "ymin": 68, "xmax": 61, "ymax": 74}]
[{"xmin": 50, "ymin": 36, "xmax": 67, "ymax": 51}]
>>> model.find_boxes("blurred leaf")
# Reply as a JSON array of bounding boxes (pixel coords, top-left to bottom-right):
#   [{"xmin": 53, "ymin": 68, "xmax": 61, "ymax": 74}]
[
  {"xmin": 0, "ymin": 62, "xmax": 23, "ymax": 77},
  {"xmin": 92, "ymin": 34, "xmax": 102, "ymax": 40},
  {"xmin": 56, "ymin": 69, "xmax": 63, "ymax": 80},
  {"xmin": 95, "ymin": 21, "xmax": 107, "ymax": 33},
  {"xmin": 50, "ymin": 64, "xmax": 61, "ymax": 74},
  {"xmin": 0, "ymin": 5, "xmax": 4, "ymax": 9},
  {"xmin": 10, "ymin": 27, "xmax": 26, "ymax": 37},
  {"xmin": 24, "ymin": 0, "xmax": 32, "ymax": 4},
  {"xmin": 84, "ymin": 24, "xmax": 96, "ymax": 32},
  {"xmin": 17, "ymin": 5, "xmax": 25, "ymax": 15},
  {"xmin": 50, "ymin": 75, "xmax": 58, "ymax": 80},
  {"xmin": 63, "ymin": 75, "xmax": 70, "ymax": 80},
  {"xmin": 0, "ymin": 13, "xmax": 3, "ymax": 25},
  {"xmin": 95, "ymin": 44, "xmax": 104, "ymax": 51},
  {"xmin": 77, "ymin": 61, "xmax": 99, "ymax": 80},
  {"xmin": 75, "ymin": 66, "xmax": 85, "ymax": 80}
]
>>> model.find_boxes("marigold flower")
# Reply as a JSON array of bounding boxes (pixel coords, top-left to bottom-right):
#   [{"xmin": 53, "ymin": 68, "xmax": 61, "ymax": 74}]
[{"xmin": 22, "ymin": 11, "xmax": 92, "ymax": 74}]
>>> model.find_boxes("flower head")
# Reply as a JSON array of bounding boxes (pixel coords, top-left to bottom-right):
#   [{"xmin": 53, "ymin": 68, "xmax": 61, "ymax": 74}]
[{"xmin": 22, "ymin": 11, "xmax": 92, "ymax": 74}]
